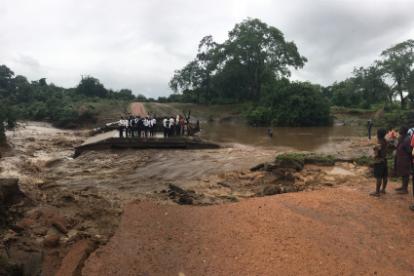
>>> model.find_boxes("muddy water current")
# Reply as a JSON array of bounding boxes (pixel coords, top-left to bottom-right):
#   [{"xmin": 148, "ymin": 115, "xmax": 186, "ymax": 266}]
[
  {"xmin": 199, "ymin": 122, "xmax": 365, "ymax": 151},
  {"xmin": 1, "ymin": 122, "xmax": 372, "ymax": 203}
]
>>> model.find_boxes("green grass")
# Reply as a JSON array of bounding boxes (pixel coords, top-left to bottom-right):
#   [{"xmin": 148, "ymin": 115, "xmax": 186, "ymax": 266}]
[
  {"xmin": 275, "ymin": 152, "xmax": 336, "ymax": 166},
  {"xmin": 143, "ymin": 102, "xmax": 246, "ymax": 121},
  {"xmin": 354, "ymin": 156, "xmax": 374, "ymax": 166}
]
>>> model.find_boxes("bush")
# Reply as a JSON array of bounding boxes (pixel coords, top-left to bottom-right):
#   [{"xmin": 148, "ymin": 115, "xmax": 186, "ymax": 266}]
[
  {"xmin": 245, "ymin": 106, "xmax": 272, "ymax": 126},
  {"xmin": 246, "ymin": 82, "xmax": 332, "ymax": 127},
  {"xmin": 376, "ymin": 110, "xmax": 414, "ymax": 129},
  {"xmin": 276, "ymin": 152, "xmax": 336, "ymax": 166}
]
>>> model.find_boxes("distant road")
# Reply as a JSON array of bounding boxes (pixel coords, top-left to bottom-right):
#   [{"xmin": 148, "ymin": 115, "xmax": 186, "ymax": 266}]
[{"xmin": 129, "ymin": 102, "xmax": 148, "ymax": 117}]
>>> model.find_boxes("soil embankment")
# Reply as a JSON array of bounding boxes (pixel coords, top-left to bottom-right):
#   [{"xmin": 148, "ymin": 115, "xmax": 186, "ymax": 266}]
[
  {"xmin": 83, "ymin": 187, "xmax": 414, "ymax": 276},
  {"xmin": 1, "ymin": 121, "xmax": 413, "ymax": 275}
]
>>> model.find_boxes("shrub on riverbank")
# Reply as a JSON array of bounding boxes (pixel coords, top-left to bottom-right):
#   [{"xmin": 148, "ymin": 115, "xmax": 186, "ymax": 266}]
[
  {"xmin": 246, "ymin": 82, "xmax": 332, "ymax": 127},
  {"xmin": 275, "ymin": 153, "xmax": 336, "ymax": 166}
]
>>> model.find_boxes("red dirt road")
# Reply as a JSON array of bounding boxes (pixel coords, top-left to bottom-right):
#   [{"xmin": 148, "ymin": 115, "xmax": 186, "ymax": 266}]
[
  {"xmin": 83, "ymin": 186, "xmax": 414, "ymax": 276},
  {"xmin": 130, "ymin": 102, "xmax": 148, "ymax": 117}
]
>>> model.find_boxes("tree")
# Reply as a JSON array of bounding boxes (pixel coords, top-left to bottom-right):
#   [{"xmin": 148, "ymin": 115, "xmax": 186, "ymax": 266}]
[
  {"xmin": 0, "ymin": 65, "xmax": 15, "ymax": 90},
  {"xmin": 221, "ymin": 18, "xmax": 307, "ymax": 99},
  {"xmin": 352, "ymin": 65, "xmax": 391, "ymax": 107},
  {"xmin": 379, "ymin": 39, "xmax": 414, "ymax": 108},
  {"xmin": 169, "ymin": 60, "xmax": 204, "ymax": 103},
  {"xmin": 246, "ymin": 81, "xmax": 331, "ymax": 126},
  {"xmin": 76, "ymin": 76, "xmax": 108, "ymax": 98},
  {"xmin": 116, "ymin": 89, "xmax": 135, "ymax": 100},
  {"xmin": 169, "ymin": 18, "xmax": 307, "ymax": 103}
]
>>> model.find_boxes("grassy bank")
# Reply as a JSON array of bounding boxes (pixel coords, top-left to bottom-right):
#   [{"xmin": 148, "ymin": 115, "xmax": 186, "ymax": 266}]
[{"xmin": 143, "ymin": 102, "xmax": 246, "ymax": 122}]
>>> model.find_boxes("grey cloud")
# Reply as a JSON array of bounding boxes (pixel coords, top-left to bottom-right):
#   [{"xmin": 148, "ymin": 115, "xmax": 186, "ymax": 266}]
[{"xmin": 1, "ymin": 0, "xmax": 414, "ymax": 96}]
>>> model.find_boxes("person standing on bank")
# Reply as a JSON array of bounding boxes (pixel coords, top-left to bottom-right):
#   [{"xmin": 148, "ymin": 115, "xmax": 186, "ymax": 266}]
[
  {"xmin": 370, "ymin": 128, "xmax": 388, "ymax": 196},
  {"xmin": 367, "ymin": 119, "xmax": 373, "ymax": 140},
  {"xmin": 394, "ymin": 126, "xmax": 413, "ymax": 194}
]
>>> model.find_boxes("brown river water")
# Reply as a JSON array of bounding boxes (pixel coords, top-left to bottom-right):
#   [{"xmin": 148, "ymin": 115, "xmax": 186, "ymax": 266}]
[
  {"xmin": 199, "ymin": 122, "xmax": 365, "ymax": 151},
  {"xmin": 1, "ymin": 122, "xmax": 372, "ymax": 203}
]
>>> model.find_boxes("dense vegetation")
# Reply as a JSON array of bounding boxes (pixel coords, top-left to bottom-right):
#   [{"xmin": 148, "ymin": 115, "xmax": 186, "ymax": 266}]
[
  {"xmin": 168, "ymin": 18, "xmax": 329, "ymax": 126},
  {"xmin": 325, "ymin": 40, "xmax": 414, "ymax": 110},
  {"xmin": 168, "ymin": 18, "xmax": 414, "ymax": 127},
  {"xmin": 0, "ymin": 65, "xmax": 147, "ymax": 143},
  {"xmin": 2, "ymin": 17, "xmax": 414, "ymax": 140}
]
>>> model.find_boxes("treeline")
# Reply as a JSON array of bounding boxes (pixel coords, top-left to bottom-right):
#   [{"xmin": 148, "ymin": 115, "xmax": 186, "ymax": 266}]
[
  {"xmin": 325, "ymin": 40, "xmax": 414, "ymax": 109},
  {"xmin": 0, "ymin": 65, "xmax": 148, "ymax": 142},
  {"xmin": 168, "ymin": 18, "xmax": 414, "ymax": 126},
  {"xmin": 168, "ymin": 18, "xmax": 330, "ymax": 126}
]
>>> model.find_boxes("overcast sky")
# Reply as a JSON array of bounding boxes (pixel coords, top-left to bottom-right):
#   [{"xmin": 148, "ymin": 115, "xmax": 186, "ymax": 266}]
[{"xmin": 1, "ymin": 0, "xmax": 414, "ymax": 97}]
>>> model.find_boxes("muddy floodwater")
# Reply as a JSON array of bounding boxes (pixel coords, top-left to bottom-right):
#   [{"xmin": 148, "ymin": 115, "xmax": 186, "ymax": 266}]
[{"xmin": 199, "ymin": 122, "xmax": 365, "ymax": 151}]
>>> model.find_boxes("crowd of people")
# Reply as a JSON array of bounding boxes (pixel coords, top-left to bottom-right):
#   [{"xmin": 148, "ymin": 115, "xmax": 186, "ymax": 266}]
[
  {"xmin": 118, "ymin": 115, "xmax": 197, "ymax": 138},
  {"xmin": 370, "ymin": 123, "xmax": 414, "ymax": 211}
]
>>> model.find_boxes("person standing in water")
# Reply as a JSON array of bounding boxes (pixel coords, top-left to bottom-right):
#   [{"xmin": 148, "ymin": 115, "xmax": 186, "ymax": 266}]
[
  {"xmin": 267, "ymin": 128, "xmax": 273, "ymax": 138},
  {"xmin": 367, "ymin": 119, "xmax": 373, "ymax": 140},
  {"xmin": 394, "ymin": 126, "xmax": 412, "ymax": 194},
  {"xmin": 370, "ymin": 128, "xmax": 388, "ymax": 196}
]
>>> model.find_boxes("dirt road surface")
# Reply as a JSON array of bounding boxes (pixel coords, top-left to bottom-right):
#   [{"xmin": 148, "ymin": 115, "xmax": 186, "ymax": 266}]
[
  {"xmin": 130, "ymin": 102, "xmax": 148, "ymax": 117},
  {"xmin": 83, "ymin": 185, "xmax": 414, "ymax": 276}
]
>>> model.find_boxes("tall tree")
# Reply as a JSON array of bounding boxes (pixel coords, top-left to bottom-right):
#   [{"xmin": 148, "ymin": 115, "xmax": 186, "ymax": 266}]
[
  {"xmin": 76, "ymin": 76, "xmax": 108, "ymax": 98},
  {"xmin": 353, "ymin": 65, "xmax": 391, "ymax": 107},
  {"xmin": 0, "ymin": 65, "xmax": 15, "ymax": 95},
  {"xmin": 379, "ymin": 39, "xmax": 414, "ymax": 108},
  {"xmin": 221, "ymin": 18, "xmax": 307, "ymax": 99},
  {"xmin": 169, "ymin": 60, "xmax": 204, "ymax": 103},
  {"xmin": 169, "ymin": 18, "xmax": 307, "ymax": 103}
]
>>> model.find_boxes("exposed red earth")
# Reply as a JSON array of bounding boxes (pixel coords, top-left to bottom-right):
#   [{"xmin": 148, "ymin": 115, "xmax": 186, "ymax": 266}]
[
  {"xmin": 130, "ymin": 102, "xmax": 148, "ymax": 117},
  {"xmin": 83, "ymin": 184, "xmax": 414, "ymax": 276}
]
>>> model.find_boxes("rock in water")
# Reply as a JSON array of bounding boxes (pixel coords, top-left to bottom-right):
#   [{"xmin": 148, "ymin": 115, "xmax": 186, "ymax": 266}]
[{"xmin": 0, "ymin": 178, "xmax": 23, "ymax": 205}]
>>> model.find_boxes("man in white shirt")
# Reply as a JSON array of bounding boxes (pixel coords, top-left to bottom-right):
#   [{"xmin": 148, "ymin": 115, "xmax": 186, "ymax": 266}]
[
  {"xmin": 169, "ymin": 117, "xmax": 175, "ymax": 136},
  {"xmin": 143, "ymin": 117, "xmax": 150, "ymax": 138},
  {"xmin": 162, "ymin": 117, "xmax": 169, "ymax": 138}
]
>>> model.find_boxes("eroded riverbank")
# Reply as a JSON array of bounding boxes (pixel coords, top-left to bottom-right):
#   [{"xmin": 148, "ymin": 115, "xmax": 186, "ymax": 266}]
[{"xmin": 0, "ymin": 121, "xmax": 394, "ymax": 275}]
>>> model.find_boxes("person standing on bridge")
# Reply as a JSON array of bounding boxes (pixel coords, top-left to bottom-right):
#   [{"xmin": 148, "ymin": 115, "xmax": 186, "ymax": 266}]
[
  {"xmin": 179, "ymin": 116, "xmax": 185, "ymax": 136},
  {"xmin": 118, "ymin": 116, "xmax": 125, "ymax": 138},
  {"xmin": 150, "ymin": 116, "xmax": 157, "ymax": 137},
  {"xmin": 133, "ymin": 116, "xmax": 139, "ymax": 137},
  {"xmin": 169, "ymin": 117, "xmax": 175, "ymax": 136},
  {"xmin": 143, "ymin": 117, "xmax": 150, "ymax": 138},
  {"xmin": 128, "ymin": 116, "xmax": 135, "ymax": 137},
  {"xmin": 118, "ymin": 116, "xmax": 128, "ymax": 138},
  {"xmin": 163, "ymin": 117, "xmax": 169, "ymax": 138}
]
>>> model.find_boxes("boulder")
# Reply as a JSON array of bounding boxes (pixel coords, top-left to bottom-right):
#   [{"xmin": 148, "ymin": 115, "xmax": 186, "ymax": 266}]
[
  {"xmin": 43, "ymin": 234, "xmax": 60, "ymax": 248},
  {"xmin": 0, "ymin": 178, "xmax": 23, "ymax": 205},
  {"xmin": 262, "ymin": 185, "xmax": 282, "ymax": 196},
  {"xmin": 275, "ymin": 159, "xmax": 304, "ymax": 171}
]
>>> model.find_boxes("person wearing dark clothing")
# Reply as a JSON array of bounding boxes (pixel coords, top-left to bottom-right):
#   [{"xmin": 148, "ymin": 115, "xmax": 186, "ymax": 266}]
[
  {"xmin": 370, "ymin": 128, "xmax": 388, "ymax": 196},
  {"xmin": 133, "ymin": 116, "xmax": 139, "ymax": 137},
  {"xmin": 118, "ymin": 116, "xmax": 125, "ymax": 138},
  {"xmin": 137, "ymin": 117, "xmax": 144, "ymax": 138},
  {"xmin": 367, "ymin": 119, "xmax": 373, "ymax": 140},
  {"xmin": 394, "ymin": 126, "xmax": 412, "ymax": 194},
  {"xmin": 127, "ymin": 116, "xmax": 134, "ymax": 137},
  {"xmin": 267, "ymin": 128, "xmax": 273, "ymax": 138}
]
